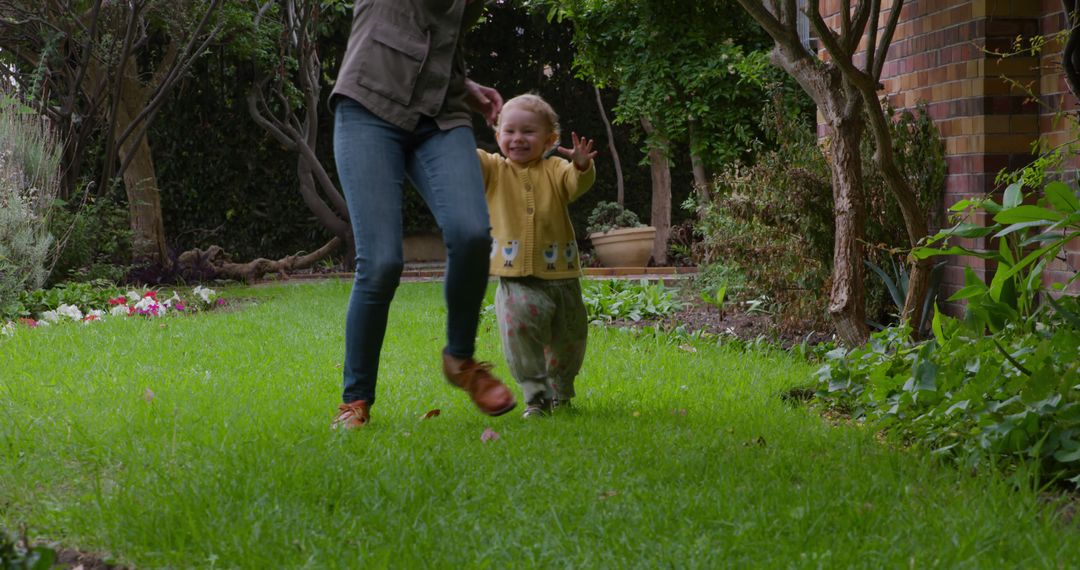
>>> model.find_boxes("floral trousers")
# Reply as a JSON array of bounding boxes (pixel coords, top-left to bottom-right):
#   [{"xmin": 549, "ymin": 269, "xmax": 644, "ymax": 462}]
[{"xmin": 495, "ymin": 277, "xmax": 588, "ymax": 406}]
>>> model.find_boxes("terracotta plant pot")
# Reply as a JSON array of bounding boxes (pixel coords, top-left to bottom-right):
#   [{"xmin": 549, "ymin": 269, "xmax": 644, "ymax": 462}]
[{"xmin": 588, "ymin": 226, "xmax": 656, "ymax": 267}]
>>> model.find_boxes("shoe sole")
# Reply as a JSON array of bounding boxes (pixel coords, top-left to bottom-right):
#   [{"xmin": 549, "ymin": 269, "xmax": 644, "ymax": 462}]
[{"xmin": 483, "ymin": 401, "xmax": 517, "ymax": 417}]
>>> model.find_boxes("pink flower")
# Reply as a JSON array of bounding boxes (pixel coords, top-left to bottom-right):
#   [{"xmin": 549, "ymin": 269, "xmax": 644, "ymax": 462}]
[
  {"xmin": 108, "ymin": 296, "xmax": 128, "ymax": 306},
  {"xmin": 143, "ymin": 291, "xmax": 158, "ymax": 300},
  {"xmin": 18, "ymin": 318, "xmax": 38, "ymax": 328}
]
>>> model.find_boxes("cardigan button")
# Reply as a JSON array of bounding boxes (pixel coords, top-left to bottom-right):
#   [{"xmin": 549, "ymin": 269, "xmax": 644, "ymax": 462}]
[
  {"xmin": 524, "ymin": 184, "xmax": 532, "ymax": 191},
  {"xmin": 527, "ymin": 208, "xmax": 534, "ymax": 214}
]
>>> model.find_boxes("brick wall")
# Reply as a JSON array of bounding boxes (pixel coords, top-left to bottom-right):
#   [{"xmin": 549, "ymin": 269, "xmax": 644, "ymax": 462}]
[
  {"xmin": 1038, "ymin": 2, "xmax": 1080, "ymax": 294},
  {"xmin": 817, "ymin": 0, "xmax": 1079, "ymax": 311}
]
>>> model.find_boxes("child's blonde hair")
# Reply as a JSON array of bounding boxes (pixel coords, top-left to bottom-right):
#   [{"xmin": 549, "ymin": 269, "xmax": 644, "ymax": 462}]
[{"xmin": 497, "ymin": 93, "xmax": 561, "ymax": 140}]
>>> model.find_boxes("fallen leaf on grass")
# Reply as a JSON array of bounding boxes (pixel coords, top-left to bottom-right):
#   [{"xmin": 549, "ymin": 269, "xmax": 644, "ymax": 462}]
[
  {"xmin": 678, "ymin": 344, "xmax": 697, "ymax": 353},
  {"xmin": 142, "ymin": 388, "xmax": 155, "ymax": 402},
  {"xmin": 420, "ymin": 409, "xmax": 441, "ymax": 420},
  {"xmin": 480, "ymin": 428, "xmax": 500, "ymax": 442},
  {"xmin": 598, "ymin": 490, "xmax": 618, "ymax": 500},
  {"xmin": 742, "ymin": 436, "xmax": 767, "ymax": 447},
  {"xmin": 632, "ymin": 411, "xmax": 641, "ymax": 417}
]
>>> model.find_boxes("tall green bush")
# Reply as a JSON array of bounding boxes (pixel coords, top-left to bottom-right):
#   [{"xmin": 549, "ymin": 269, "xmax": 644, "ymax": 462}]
[{"xmin": 0, "ymin": 101, "xmax": 60, "ymax": 313}]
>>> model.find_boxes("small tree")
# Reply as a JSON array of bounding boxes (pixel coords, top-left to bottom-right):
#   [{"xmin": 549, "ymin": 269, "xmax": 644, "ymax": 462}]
[
  {"xmin": 0, "ymin": 0, "xmax": 225, "ymax": 267},
  {"xmin": 245, "ymin": 0, "xmax": 349, "ymax": 262},
  {"xmin": 734, "ymin": 0, "xmax": 934, "ymax": 346}
]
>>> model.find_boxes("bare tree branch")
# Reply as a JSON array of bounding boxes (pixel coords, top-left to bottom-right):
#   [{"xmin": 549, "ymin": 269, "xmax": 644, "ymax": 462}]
[
  {"xmin": 872, "ymin": 0, "xmax": 903, "ymax": 80},
  {"xmin": 864, "ymin": 0, "xmax": 880, "ymax": 76}
]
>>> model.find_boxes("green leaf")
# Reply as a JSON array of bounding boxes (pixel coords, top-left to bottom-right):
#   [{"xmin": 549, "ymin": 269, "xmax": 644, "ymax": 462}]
[
  {"xmin": 912, "ymin": 246, "xmax": 995, "ymax": 260},
  {"xmin": 948, "ymin": 283, "xmax": 988, "ymax": 301},
  {"xmin": 931, "ymin": 303, "xmax": 946, "ymax": 345},
  {"xmin": 1043, "ymin": 181, "xmax": 1079, "ymax": 213},
  {"xmin": 1003, "ymin": 180, "xmax": 1024, "ymax": 208},
  {"xmin": 988, "ymin": 260, "xmax": 1012, "ymax": 303},
  {"xmin": 993, "ymin": 220, "xmax": 1049, "ymax": 239},
  {"xmin": 994, "ymin": 205, "xmax": 1065, "ymax": 224},
  {"xmin": 1053, "ymin": 447, "xmax": 1080, "ymax": 463},
  {"xmin": 946, "ymin": 223, "xmax": 998, "ymax": 239}
]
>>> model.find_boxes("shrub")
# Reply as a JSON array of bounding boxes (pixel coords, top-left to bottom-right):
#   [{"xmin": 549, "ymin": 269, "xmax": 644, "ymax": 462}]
[
  {"xmin": 691, "ymin": 91, "xmax": 832, "ymax": 328},
  {"xmin": 692, "ymin": 93, "xmax": 946, "ymax": 330},
  {"xmin": 0, "ymin": 101, "xmax": 60, "ymax": 314},
  {"xmin": 586, "ymin": 201, "xmax": 646, "ymax": 234},
  {"xmin": 816, "ymin": 177, "xmax": 1080, "ymax": 486},
  {"xmin": 46, "ymin": 192, "xmax": 132, "ymax": 285}
]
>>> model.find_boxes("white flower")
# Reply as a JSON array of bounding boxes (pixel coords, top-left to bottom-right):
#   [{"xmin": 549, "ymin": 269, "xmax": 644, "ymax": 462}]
[
  {"xmin": 133, "ymin": 296, "xmax": 166, "ymax": 317},
  {"xmin": 87, "ymin": 309, "xmax": 105, "ymax": 319},
  {"xmin": 163, "ymin": 291, "xmax": 182, "ymax": 308},
  {"xmin": 57, "ymin": 304, "xmax": 83, "ymax": 321},
  {"xmin": 126, "ymin": 290, "xmax": 143, "ymax": 303},
  {"xmin": 110, "ymin": 305, "xmax": 130, "ymax": 317},
  {"xmin": 193, "ymin": 285, "xmax": 217, "ymax": 305},
  {"xmin": 1, "ymin": 322, "xmax": 14, "ymax": 337},
  {"xmin": 40, "ymin": 310, "xmax": 60, "ymax": 324}
]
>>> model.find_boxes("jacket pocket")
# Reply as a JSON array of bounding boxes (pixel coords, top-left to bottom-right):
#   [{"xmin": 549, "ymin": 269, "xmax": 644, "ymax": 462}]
[{"xmin": 357, "ymin": 24, "xmax": 428, "ymax": 106}]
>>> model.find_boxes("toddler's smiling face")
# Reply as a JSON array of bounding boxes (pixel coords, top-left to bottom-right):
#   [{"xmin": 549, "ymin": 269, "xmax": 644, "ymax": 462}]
[{"xmin": 495, "ymin": 106, "xmax": 557, "ymax": 166}]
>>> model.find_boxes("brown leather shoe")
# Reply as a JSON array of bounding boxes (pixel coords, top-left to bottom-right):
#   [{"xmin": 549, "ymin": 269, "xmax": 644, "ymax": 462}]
[
  {"xmin": 331, "ymin": 400, "xmax": 370, "ymax": 429},
  {"xmin": 442, "ymin": 351, "xmax": 516, "ymax": 416}
]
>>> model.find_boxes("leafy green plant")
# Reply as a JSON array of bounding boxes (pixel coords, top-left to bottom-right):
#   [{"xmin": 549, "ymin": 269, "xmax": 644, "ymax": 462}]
[
  {"xmin": 6, "ymin": 280, "xmax": 124, "ymax": 320},
  {"xmin": 46, "ymin": 195, "xmax": 132, "ymax": 285},
  {"xmin": 0, "ymin": 100, "xmax": 60, "ymax": 311},
  {"xmin": 699, "ymin": 283, "xmax": 727, "ymax": 317},
  {"xmin": 815, "ymin": 295, "xmax": 1080, "ymax": 486},
  {"xmin": 585, "ymin": 201, "xmax": 645, "ymax": 234},
  {"xmin": 0, "ymin": 528, "xmax": 54, "ymax": 570},
  {"xmin": 818, "ymin": 173, "xmax": 1080, "ymax": 486},
  {"xmin": 864, "ymin": 257, "xmax": 946, "ymax": 334},
  {"xmin": 913, "ymin": 178, "xmax": 1079, "ymax": 333},
  {"xmin": 582, "ymin": 278, "xmax": 682, "ymax": 323}
]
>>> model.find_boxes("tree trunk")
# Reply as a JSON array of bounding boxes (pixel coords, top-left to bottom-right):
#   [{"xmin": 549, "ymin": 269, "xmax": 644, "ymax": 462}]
[
  {"xmin": 823, "ymin": 110, "xmax": 869, "ymax": 346},
  {"xmin": 641, "ymin": 118, "xmax": 671, "ymax": 266},
  {"xmin": 115, "ymin": 89, "xmax": 169, "ymax": 267},
  {"xmin": 688, "ymin": 118, "xmax": 710, "ymax": 201},
  {"xmin": 858, "ymin": 91, "xmax": 933, "ymax": 336},
  {"xmin": 768, "ymin": 47, "xmax": 870, "ymax": 347},
  {"xmin": 594, "ymin": 86, "xmax": 625, "ymax": 205}
]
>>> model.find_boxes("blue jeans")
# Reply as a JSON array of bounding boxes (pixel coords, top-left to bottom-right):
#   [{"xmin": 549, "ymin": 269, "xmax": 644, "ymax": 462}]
[{"xmin": 333, "ymin": 98, "xmax": 492, "ymax": 406}]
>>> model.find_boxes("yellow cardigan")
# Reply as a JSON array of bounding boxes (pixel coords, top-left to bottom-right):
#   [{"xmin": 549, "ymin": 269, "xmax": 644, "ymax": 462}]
[{"xmin": 477, "ymin": 150, "xmax": 595, "ymax": 279}]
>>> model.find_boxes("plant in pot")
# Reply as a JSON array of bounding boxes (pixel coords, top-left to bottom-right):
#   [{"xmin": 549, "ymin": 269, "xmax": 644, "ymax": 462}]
[{"xmin": 586, "ymin": 201, "xmax": 656, "ymax": 267}]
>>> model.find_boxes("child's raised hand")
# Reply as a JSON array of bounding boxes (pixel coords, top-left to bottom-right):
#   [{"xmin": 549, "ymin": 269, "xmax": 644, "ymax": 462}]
[{"xmin": 556, "ymin": 132, "xmax": 598, "ymax": 171}]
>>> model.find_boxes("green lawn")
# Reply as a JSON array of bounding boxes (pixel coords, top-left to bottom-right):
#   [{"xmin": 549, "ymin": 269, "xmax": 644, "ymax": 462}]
[{"xmin": 1, "ymin": 280, "xmax": 1078, "ymax": 568}]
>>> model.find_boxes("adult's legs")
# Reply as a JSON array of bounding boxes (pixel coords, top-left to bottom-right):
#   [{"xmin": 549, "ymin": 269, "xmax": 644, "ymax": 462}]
[
  {"xmin": 333, "ymin": 99, "xmax": 409, "ymax": 405},
  {"xmin": 406, "ymin": 120, "xmax": 492, "ymax": 359}
]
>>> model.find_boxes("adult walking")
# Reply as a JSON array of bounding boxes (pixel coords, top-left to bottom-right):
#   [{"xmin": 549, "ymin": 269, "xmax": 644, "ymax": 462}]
[{"xmin": 330, "ymin": 0, "xmax": 515, "ymax": 429}]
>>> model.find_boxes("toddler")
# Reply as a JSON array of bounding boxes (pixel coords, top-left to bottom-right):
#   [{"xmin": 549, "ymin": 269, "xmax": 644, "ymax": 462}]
[{"xmin": 477, "ymin": 94, "xmax": 597, "ymax": 417}]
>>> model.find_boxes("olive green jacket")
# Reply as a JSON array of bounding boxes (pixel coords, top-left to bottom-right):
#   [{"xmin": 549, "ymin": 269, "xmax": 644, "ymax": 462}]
[{"xmin": 331, "ymin": 0, "xmax": 486, "ymax": 131}]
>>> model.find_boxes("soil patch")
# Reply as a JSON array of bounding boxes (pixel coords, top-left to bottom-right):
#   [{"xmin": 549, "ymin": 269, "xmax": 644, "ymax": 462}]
[{"xmin": 608, "ymin": 292, "xmax": 834, "ymax": 348}]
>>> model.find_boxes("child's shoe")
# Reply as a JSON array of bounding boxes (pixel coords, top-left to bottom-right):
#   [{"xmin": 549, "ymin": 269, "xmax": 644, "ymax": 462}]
[{"xmin": 522, "ymin": 396, "xmax": 553, "ymax": 419}]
